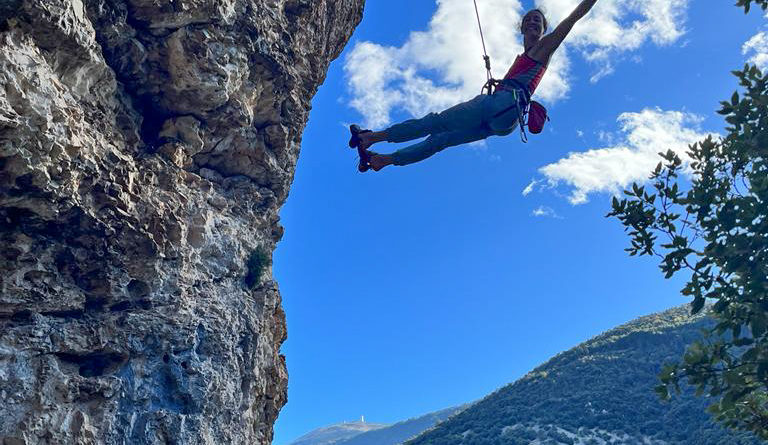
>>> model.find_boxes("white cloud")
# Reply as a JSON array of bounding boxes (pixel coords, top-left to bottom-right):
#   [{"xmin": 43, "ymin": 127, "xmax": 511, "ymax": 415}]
[
  {"xmin": 597, "ymin": 130, "xmax": 616, "ymax": 144},
  {"xmin": 522, "ymin": 179, "xmax": 537, "ymax": 196},
  {"xmin": 536, "ymin": 0, "xmax": 688, "ymax": 50},
  {"xmin": 743, "ymin": 31, "xmax": 768, "ymax": 71},
  {"xmin": 536, "ymin": 0, "xmax": 688, "ymax": 77},
  {"xmin": 538, "ymin": 108, "xmax": 714, "ymax": 205},
  {"xmin": 589, "ymin": 63, "xmax": 614, "ymax": 83},
  {"xmin": 345, "ymin": 0, "xmax": 690, "ymax": 128},
  {"xmin": 532, "ymin": 206, "xmax": 561, "ymax": 218}
]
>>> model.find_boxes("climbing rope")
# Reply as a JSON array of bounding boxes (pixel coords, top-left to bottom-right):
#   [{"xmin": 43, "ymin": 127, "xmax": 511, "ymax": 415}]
[
  {"xmin": 473, "ymin": 0, "xmax": 540, "ymax": 143},
  {"xmin": 473, "ymin": 0, "xmax": 497, "ymax": 95}
]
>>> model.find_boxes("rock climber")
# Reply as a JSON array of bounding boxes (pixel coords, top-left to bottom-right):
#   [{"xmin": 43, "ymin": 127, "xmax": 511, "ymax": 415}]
[{"xmin": 348, "ymin": 0, "xmax": 599, "ymax": 172}]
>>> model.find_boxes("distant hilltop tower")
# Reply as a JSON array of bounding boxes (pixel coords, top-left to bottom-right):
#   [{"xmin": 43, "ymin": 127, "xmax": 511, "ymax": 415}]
[{"xmin": 361, "ymin": 415, "xmax": 365, "ymax": 423}]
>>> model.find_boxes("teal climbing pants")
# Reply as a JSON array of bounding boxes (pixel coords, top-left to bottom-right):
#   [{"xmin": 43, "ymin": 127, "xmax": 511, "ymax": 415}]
[{"xmin": 384, "ymin": 90, "xmax": 523, "ymax": 166}]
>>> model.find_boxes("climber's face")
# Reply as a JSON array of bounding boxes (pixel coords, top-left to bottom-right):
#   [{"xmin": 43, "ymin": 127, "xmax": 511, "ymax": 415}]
[{"xmin": 521, "ymin": 10, "xmax": 546, "ymax": 38}]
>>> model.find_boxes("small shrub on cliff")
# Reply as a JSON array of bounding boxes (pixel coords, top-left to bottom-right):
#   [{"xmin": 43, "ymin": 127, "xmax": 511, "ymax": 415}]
[{"xmin": 244, "ymin": 248, "xmax": 271, "ymax": 289}]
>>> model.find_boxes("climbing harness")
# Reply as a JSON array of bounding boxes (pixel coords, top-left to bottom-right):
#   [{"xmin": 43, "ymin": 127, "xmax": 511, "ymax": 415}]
[
  {"xmin": 495, "ymin": 95, "xmax": 531, "ymax": 141},
  {"xmin": 473, "ymin": 0, "xmax": 550, "ymax": 142},
  {"xmin": 490, "ymin": 85, "xmax": 529, "ymax": 143}
]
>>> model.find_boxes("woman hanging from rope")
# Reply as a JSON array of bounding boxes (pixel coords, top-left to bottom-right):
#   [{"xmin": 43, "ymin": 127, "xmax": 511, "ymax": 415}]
[{"xmin": 348, "ymin": 0, "xmax": 599, "ymax": 172}]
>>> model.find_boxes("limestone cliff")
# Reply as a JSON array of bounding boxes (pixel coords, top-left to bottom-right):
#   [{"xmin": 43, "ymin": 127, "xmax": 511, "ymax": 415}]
[{"xmin": 0, "ymin": 1, "xmax": 363, "ymax": 443}]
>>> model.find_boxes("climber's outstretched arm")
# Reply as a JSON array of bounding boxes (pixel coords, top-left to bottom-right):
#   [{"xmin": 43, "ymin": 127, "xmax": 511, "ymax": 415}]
[{"xmin": 534, "ymin": 0, "xmax": 599, "ymax": 61}]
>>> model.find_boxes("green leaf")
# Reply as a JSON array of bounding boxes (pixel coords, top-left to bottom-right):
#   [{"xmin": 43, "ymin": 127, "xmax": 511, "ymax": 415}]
[
  {"xmin": 691, "ymin": 296, "xmax": 706, "ymax": 314},
  {"xmin": 713, "ymin": 299, "xmax": 729, "ymax": 313},
  {"xmin": 751, "ymin": 317, "xmax": 767, "ymax": 337},
  {"xmin": 655, "ymin": 384, "xmax": 670, "ymax": 400},
  {"xmin": 732, "ymin": 337, "xmax": 754, "ymax": 346},
  {"xmin": 758, "ymin": 361, "xmax": 768, "ymax": 381},
  {"xmin": 721, "ymin": 392, "xmax": 737, "ymax": 411}
]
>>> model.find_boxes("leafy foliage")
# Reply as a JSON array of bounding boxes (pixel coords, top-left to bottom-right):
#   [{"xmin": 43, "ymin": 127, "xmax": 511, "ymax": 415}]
[
  {"xmin": 607, "ymin": 21, "xmax": 768, "ymax": 438},
  {"xmin": 244, "ymin": 248, "xmax": 271, "ymax": 289},
  {"xmin": 736, "ymin": 0, "xmax": 768, "ymax": 13},
  {"xmin": 406, "ymin": 307, "xmax": 760, "ymax": 444}
]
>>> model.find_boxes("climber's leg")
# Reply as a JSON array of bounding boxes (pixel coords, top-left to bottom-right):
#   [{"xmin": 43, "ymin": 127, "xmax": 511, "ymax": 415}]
[
  {"xmin": 356, "ymin": 90, "xmax": 519, "ymax": 153},
  {"xmin": 382, "ymin": 94, "xmax": 491, "ymax": 143},
  {"xmin": 386, "ymin": 125, "xmax": 493, "ymax": 167}
]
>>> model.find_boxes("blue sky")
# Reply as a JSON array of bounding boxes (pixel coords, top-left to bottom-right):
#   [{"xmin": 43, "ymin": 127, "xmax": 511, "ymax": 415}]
[{"xmin": 273, "ymin": 1, "xmax": 767, "ymax": 443}]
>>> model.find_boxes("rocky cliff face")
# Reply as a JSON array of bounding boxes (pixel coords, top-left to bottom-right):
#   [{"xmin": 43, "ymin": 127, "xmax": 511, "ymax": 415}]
[{"xmin": 0, "ymin": 1, "xmax": 363, "ymax": 443}]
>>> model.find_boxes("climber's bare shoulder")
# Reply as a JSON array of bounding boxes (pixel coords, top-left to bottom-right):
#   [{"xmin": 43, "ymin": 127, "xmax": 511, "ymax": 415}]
[{"xmin": 525, "ymin": 42, "xmax": 553, "ymax": 66}]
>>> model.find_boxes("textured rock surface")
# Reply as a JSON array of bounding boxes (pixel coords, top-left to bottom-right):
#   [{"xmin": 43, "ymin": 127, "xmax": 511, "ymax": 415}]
[{"xmin": 0, "ymin": 1, "xmax": 363, "ymax": 443}]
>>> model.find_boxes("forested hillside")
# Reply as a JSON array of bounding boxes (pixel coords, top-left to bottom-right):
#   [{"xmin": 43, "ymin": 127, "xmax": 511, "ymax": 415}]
[{"xmin": 407, "ymin": 307, "xmax": 762, "ymax": 444}]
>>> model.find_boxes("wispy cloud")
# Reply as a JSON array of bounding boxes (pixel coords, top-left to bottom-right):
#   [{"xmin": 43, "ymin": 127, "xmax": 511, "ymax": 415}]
[
  {"xmin": 743, "ymin": 31, "xmax": 768, "ymax": 71},
  {"xmin": 344, "ymin": 0, "xmax": 690, "ymax": 128},
  {"xmin": 522, "ymin": 180, "xmax": 537, "ymax": 196},
  {"xmin": 532, "ymin": 206, "xmax": 562, "ymax": 218},
  {"xmin": 537, "ymin": 108, "xmax": 714, "ymax": 205}
]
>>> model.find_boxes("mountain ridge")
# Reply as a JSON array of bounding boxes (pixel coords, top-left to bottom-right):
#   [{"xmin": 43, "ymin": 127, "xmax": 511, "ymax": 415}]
[
  {"xmin": 289, "ymin": 421, "xmax": 389, "ymax": 445},
  {"xmin": 288, "ymin": 306, "xmax": 761, "ymax": 445},
  {"xmin": 407, "ymin": 305, "xmax": 759, "ymax": 444},
  {"xmin": 288, "ymin": 405, "xmax": 469, "ymax": 445}
]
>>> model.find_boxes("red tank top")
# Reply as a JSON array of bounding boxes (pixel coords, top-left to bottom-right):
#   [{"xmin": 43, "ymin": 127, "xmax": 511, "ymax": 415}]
[{"xmin": 499, "ymin": 53, "xmax": 547, "ymax": 95}]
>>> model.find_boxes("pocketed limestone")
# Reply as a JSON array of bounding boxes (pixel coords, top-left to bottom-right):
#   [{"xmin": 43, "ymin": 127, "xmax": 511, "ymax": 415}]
[{"xmin": 0, "ymin": 1, "xmax": 364, "ymax": 443}]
